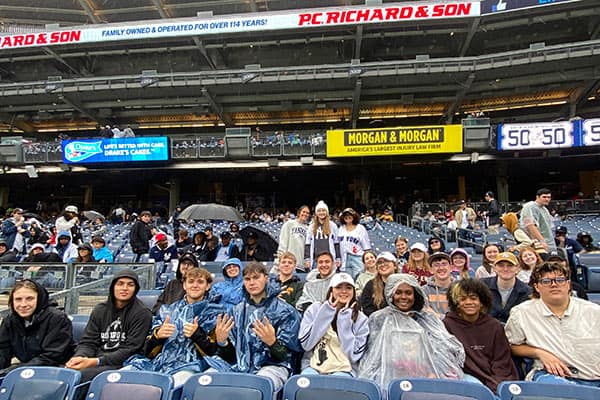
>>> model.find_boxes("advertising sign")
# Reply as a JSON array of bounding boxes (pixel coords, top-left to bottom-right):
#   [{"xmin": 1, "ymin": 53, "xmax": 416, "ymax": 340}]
[
  {"xmin": 326, "ymin": 125, "xmax": 463, "ymax": 157},
  {"xmin": 497, "ymin": 122, "xmax": 575, "ymax": 150},
  {"xmin": 62, "ymin": 137, "xmax": 169, "ymax": 164}
]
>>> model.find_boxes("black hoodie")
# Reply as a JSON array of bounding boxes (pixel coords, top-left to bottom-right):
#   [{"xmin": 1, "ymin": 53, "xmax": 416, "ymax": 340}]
[
  {"xmin": 74, "ymin": 269, "xmax": 152, "ymax": 366},
  {"xmin": 0, "ymin": 280, "xmax": 76, "ymax": 374}
]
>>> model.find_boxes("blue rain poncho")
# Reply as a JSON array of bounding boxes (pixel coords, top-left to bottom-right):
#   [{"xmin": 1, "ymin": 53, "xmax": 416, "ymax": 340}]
[
  {"xmin": 207, "ymin": 280, "xmax": 302, "ymax": 374},
  {"xmin": 211, "ymin": 258, "xmax": 244, "ymax": 312},
  {"xmin": 124, "ymin": 293, "xmax": 224, "ymax": 375},
  {"xmin": 358, "ymin": 273, "xmax": 465, "ymax": 389}
]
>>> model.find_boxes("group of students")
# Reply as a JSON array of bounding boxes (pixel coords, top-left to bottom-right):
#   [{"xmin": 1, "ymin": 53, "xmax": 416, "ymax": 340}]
[{"xmin": 1, "ymin": 241, "xmax": 599, "ymax": 395}]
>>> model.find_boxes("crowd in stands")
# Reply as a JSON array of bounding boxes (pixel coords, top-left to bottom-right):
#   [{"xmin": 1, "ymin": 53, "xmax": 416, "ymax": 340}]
[{"xmin": 0, "ymin": 187, "xmax": 599, "ymax": 395}]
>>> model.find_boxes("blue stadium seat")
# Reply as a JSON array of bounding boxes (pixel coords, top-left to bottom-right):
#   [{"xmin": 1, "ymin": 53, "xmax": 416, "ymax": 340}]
[
  {"xmin": 497, "ymin": 381, "xmax": 600, "ymax": 400},
  {"xmin": 388, "ymin": 378, "xmax": 497, "ymax": 400},
  {"xmin": 87, "ymin": 370, "xmax": 173, "ymax": 400},
  {"xmin": 283, "ymin": 375, "xmax": 381, "ymax": 400},
  {"xmin": 137, "ymin": 289, "xmax": 161, "ymax": 310},
  {"xmin": 69, "ymin": 314, "xmax": 90, "ymax": 343},
  {"xmin": 0, "ymin": 366, "xmax": 81, "ymax": 400},
  {"xmin": 181, "ymin": 372, "xmax": 273, "ymax": 400}
]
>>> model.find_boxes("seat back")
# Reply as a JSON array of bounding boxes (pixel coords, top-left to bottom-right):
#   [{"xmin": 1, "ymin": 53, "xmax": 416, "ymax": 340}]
[
  {"xmin": 498, "ymin": 380, "xmax": 600, "ymax": 400},
  {"xmin": 137, "ymin": 289, "xmax": 161, "ymax": 310},
  {"xmin": 0, "ymin": 366, "xmax": 81, "ymax": 400},
  {"xmin": 388, "ymin": 378, "xmax": 497, "ymax": 400},
  {"xmin": 69, "ymin": 314, "xmax": 90, "ymax": 343},
  {"xmin": 283, "ymin": 375, "xmax": 381, "ymax": 400},
  {"xmin": 87, "ymin": 371, "xmax": 173, "ymax": 400},
  {"xmin": 182, "ymin": 373, "xmax": 273, "ymax": 400}
]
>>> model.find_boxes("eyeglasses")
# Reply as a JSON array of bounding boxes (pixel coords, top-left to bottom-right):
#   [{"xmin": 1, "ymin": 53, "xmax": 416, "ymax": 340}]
[{"xmin": 538, "ymin": 277, "xmax": 568, "ymax": 286}]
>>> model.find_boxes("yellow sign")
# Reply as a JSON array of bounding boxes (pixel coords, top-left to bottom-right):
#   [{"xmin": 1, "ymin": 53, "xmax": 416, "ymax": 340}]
[{"xmin": 326, "ymin": 125, "xmax": 463, "ymax": 157}]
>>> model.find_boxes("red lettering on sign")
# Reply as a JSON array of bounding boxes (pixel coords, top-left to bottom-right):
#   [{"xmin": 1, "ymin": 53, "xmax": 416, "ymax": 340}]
[
  {"xmin": 399, "ymin": 6, "xmax": 413, "ymax": 18},
  {"xmin": 356, "ymin": 9, "xmax": 370, "ymax": 22},
  {"xmin": 385, "ymin": 8, "xmax": 399, "ymax": 20},
  {"xmin": 326, "ymin": 11, "xmax": 340, "ymax": 24},
  {"xmin": 369, "ymin": 9, "xmax": 383, "ymax": 22},
  {"xmin": 298, "ymin": 13, "xmax": 311, "ymax": 26}
]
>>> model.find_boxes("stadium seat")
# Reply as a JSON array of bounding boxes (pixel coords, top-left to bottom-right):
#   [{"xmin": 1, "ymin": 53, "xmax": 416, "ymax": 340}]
[
  {"xmin": 388, "ymin": 378, "xmax": 497, "ymax": 400},
  {"xmin": 86, "ymin": 370, "xmax": 173, "ymax": 400},
  {"xmin": 181, "ymin": 372, "xmax": 273, "ymax": 400},
  {"xmin": 0, "ymin": 366, "xmax": 81, "ymax": 400},
  {"xmin": 497, "ymin": 381, "xmax": 600, "ymax": 400},
  {"xmin": 137, "ymin": 289, "xmax": 162, "ymax": 309},
  {"xmin": 283, "ymin": 375, "xmax": 381, "ymax": 400},
  {"xmin": 69, "ymin": 314, "xmax": 90, "ymax": 343}
]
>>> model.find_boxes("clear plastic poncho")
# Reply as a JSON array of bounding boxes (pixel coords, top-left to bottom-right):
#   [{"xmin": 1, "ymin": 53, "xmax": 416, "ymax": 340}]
[{"xmin": 358, "ymin": 273, "xmax": 465, "ymax": 389}]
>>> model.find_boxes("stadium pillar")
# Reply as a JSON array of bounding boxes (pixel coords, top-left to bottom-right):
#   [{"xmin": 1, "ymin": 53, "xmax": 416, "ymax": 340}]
[
  {"xmin": 168, "ymin": 178, "xmax": 181, "ymax": 214},
  {"xmin": 457, "ymin": 176, "xmax": 466, "ymax": 200},
  {"xmin": 495, "ymin": 162, "xmax": 509, "ymax": 202},
  {"xmin": 0, "ymin": 186, "xmax": 8, "ymax": 207},
  {"xmin": 82, "ymin": 185, "xmax": 93, "ymax": 210}
]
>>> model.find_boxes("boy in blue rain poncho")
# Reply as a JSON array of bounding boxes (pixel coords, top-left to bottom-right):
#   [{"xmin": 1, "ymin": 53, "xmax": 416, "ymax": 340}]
[
  {"xmin": 211, "ymin": 258, "xmax": 244, "ymax": 312},
  {"xmin": 124, "ymin": 267, "xmax": 224, "ymax": 386},
  {"xmin": 210, "ymin": 262, "xmax": 302, "ymax": 393}
]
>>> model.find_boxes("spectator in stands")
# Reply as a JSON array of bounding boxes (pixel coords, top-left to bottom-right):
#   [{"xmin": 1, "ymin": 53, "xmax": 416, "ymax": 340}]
[
  {"xmin": 554, "ymin": 226, "xmax": 584, "ymax": 273},
  {"xmin": 191, "ymin": 231, "xmax": 208, "ymax": 260},
  {"xmin": 304, "ymin": 201, "xmax": 340, "ymax": 270},
  {"xmin": 505, "ymin": 261, "xmax": 600, "ymax": 387},
  {"xmin": 475, "ymin": 243, "xmax": 501, "ymax": 279},
  {"xmin": 233, "ymin": 230, "xmax": 271, "ymax": 262},
  {"xmin": 21, "ymin": 242, "xmax": 61, "ymax": 262},
  {"xmin": 358, "ymin": 273, "xmax": 464, "ymax": 388},
  {"xmin": 338, "ymin": 208, "xmax": 371, "ymax": 279},
  {"xmin": 402, "ymin": 242, "xmax": 432, "ymax": 286},
  {"xmin": 484, "ymin": 191, "xmax": 501, "ymax": 234},
  {"xmin": 125, "ymin": 267, "xmax": 223, "ymax": 385},
  {"xmin": 214, "ymin": 232, "xmax": 236, "ymax": 262},
  {"xmin": 423, "ymin": 252, "xmax": 455, "ymax": 318},
  {"xmin": 75, "ymin": 243, "xmax": 96, "ymax": 263},
  {"xmin": 427, "ymin": 236, "xmax": 447, "ymax": 255},
  {"xmin": 481, "ymin": 252, "xmax": 531, "ymax": 324},
  {"xmin": 99, "ymin": 125, "xmax": 112, "ymax": 138},
  {"xmin": 393, "ymin": 236, "xmax": 410, "ymax": 267},
  {"xmin": 202, "ymin": 236, "xmax": 219, "ymax": 261},
  {"xmin": 546, "ymin": 251, "xmax": 588, "ymax": 300},
  {"xmin": 271, "ymin": 251, "xmax": 304, "ymax": 307},
  {"xmin": 149, "ymin": 232, "xmax": 178, "ymax": 264},
  {"xmin": 91, "ymin": 236, "xmax": 113, "ymax": 263},
  {"xmin": 360, "ymin": 251, "xmax": 399, "ymax": 316},
  {"xmin": 450, "ymin": 248, "xmax": 474, "ymax": 280},
  {"xmin": 299, "ymin": 272, "xmax": 368, "ymax": 376},
  {"xmin": 130, "ymin": 210, "xmax": 154, "ymax": 262},
  {"xmin": 1, "ymin": 208, "xmax": 28, "ymax": 253},
  {"xmin": 444, "ymin": 279, "xmax": 518, "ymax": 391},
  {"xmin": 52, "ymin": 231, "xmax": 78, "ymax": 262},
  {"xmin": 520, "ymin": 188, "xmax": 557, "ymax": 253},
  {"xmin": 66, "ymin": 270, "xmax": 152, "ymax": 382},
  {"xmin": 229, "ymin": 223, "xmax": 241, "ymax": 238},
  {"xmin": 297, "ymin": 251, "xmax": 337, "ymax": 313},
  {"xmin": 211, "ymin": 258, "xmax": 245, "ymax": 313},
  {"xmin": 0, "ymin": 279, "xmax": 75, "ymax": 376},
  {"xmin": 356, "ymin": 249, "xmax": 377, "ymax": 297},
  {"xmin": 517, "ymin": 246, "xmax": 542, "ymax": 284},
  {"xmin": 576, "ymin": 231, "xmax": 599, "ymax": 252},
  {"xmin": 455, "ymin": 201, "xmax": 476, "ymax": 247},
  {"xmin": 46, "ymin": 226, "xmax": 58, "ymax": 246},
  {"xmin": 28, "ymin": 222, "xmax": 49, "ymax": 246},
  {"xmin": 55, "ymin": 205, "xmax": 82, "ymax": 245},
  {"xmin": 277, "ymin": 205, "xmax": 310, "ymax": 270},
  {"xmin": 152, "ymin": 252, "xmax": 198, "ymax": 314},
  {"xmin": 213, "ymin": 262, "xmax": 302, "ymax": 393},
  {"xmin": 122, "ymin": 125, "xmax": 135, "ymax": 138},
  {"xmin": 204, "ymin": 226, "xmax": 214, "ymax": 242},
  {"xmin": 175, "ymin": 228, "xmax": 193, "ymax": 251},
  {"xmin": 501, "ymin": 212, "xmax": 537, "ymax": 252},
  {"xmin": 0, "ymin": 238, "xmax": 18, "ymax": 262}
]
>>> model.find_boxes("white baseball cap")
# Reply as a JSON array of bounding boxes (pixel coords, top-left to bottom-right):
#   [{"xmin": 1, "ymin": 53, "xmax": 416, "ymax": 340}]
[
  {"xmin": 65, "ymin": 205, "xmax": 78, "ymax": 213},
  {"xmin": 329, "ymin": 272, "xmax": 356, "ymax": 288},
  {"xmin": 376, "ymin": 251, "xmax": 397, "ymax": 263},
  {"xmin": 410, "ymin": 242, "xmax": 427, "ymax": 253}
]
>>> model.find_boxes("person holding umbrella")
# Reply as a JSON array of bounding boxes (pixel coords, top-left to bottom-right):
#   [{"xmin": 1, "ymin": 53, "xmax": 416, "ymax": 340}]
[{"xmin": 232, "ymin": 230, "xmax": 272, "ymax": 262}]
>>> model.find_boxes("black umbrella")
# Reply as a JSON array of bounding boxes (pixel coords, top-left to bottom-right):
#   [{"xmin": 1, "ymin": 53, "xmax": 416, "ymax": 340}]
[
  {"xmin": 178, "ymin": 203, "xmax": 244, "ymax": 222},
  {"xmin": 238, "ymin": 226, "xmax": 278, "ymax": 261}
]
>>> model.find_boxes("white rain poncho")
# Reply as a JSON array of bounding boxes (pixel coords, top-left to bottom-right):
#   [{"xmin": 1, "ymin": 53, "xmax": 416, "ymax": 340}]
[{"xmin": 358, "ymin": 273, "xmax": 465, "ymax": 389}]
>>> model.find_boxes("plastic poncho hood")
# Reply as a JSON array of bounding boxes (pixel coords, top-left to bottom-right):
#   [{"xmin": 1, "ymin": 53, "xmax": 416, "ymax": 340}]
[
  {"xmin": 211, "ymin": 258, "xmax": 245, "ymax": 312},
  {"xmin": 358, "ymin": 273, "xmax": 465, "ymax": 390}
]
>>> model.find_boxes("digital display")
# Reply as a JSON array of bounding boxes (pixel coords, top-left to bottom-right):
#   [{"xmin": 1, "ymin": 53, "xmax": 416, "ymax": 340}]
[
  {"xmin": 62, "ymin": 137, "xmax": 169, "ymax": 164},
  {"xmin": 497, "ymin": 119, "xmax": 600, "ymax": 150}
]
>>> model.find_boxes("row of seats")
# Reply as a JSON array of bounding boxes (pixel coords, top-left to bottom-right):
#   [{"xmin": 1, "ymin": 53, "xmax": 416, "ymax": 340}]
[{"xmin": 0, "ymin": 366, "xmax": 598, "ymax": 400}]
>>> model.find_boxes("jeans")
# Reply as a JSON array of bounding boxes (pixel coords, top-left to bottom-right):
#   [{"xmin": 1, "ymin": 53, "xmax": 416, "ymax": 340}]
[
  {"xmin": 343, "ymin": 254, "xmax": 364, "ymax": 280},
  {"xmin": 532, "ymin": 370, "xmax": 600, "ymax": 388}
]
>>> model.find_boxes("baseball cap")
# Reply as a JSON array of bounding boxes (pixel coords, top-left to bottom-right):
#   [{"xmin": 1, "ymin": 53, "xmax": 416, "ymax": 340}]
[
  {"xmin": 555, "ymin": 226, "xmax": 568, "ymax": 234},
  {"xmin": 31, "ymin": 243, "xmax": 45, "ymax": 251},
  {"xmin": 154, "ymin": 232, "xmax": 167, "ymax": 242},
  {"xmin": 65, "ymin": 205, "xmax": 78, "ymax": 213},
  {"xmin": 410, "ymin": 242, "xmax": 427, "ymax": 253},
  {"xmin": 494, "ymin": 252, "xmax": 518, "ymax": 266},
  {"xmin": 547, "ymin": 251, "xmax": 566, "ymax": 261},
  {"xmin": 220, "ymin": 231, "xmax": 232, "ymax": 238},
  {"xmin": 179, "ymin": 252, "xmax": 199, "ymax": 267},
  {"xmin": 376, "ymin": 251, "xmax": 397, "ymax": 262},
  {"xmin": 329, "ymin": 272, "xmax": 356, "ymax": 288},
  {"xmin": 12, "ymin": 208, "xmax": 24, "ymax": 214},
  {"xmin": 429, "ymin": 252, "xmax": 451, "ymax": 263}
]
